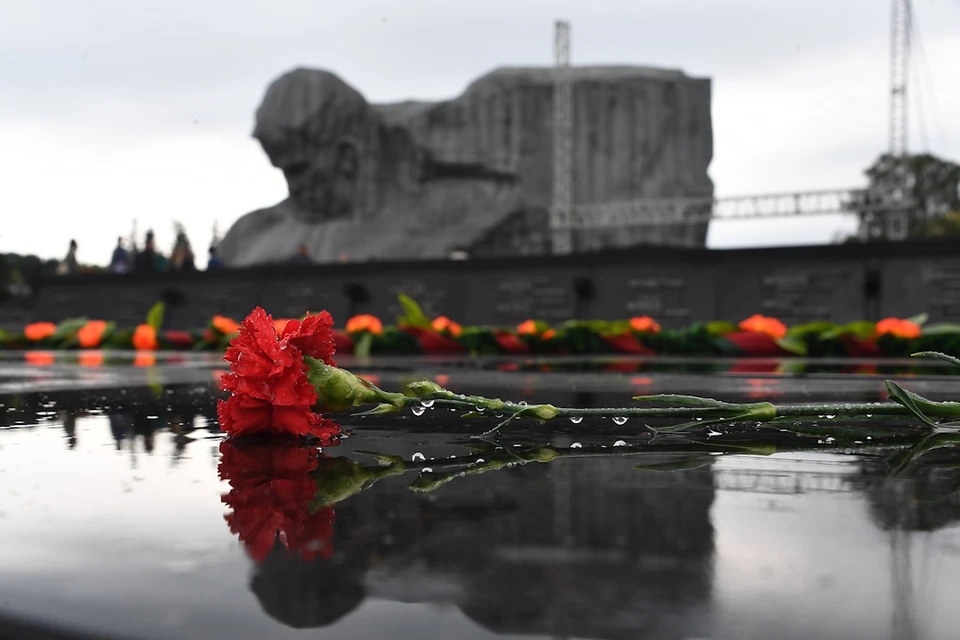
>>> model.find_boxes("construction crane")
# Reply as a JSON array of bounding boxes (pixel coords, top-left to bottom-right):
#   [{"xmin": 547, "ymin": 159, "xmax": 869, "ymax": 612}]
[
  {"xmin": 550, "ymin": 20, "xmax": 573, "ymax": 255},
  {"xmin": 874, "ymin": 0, "xmax": 913, "ymax": 240},
  {"xmin": 889, "ymin": 0, "xmax": 911, "ymax": 157},
  {"xmin": 550, "ymin": 9, "xmax": 919, "ymax": 241}
]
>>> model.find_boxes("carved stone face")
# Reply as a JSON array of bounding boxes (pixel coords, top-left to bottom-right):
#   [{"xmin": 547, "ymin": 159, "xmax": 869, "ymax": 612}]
[
  {"xmin": 253, "ymin": 69, "xmax": 371, "ymax": 222},
  {"xmin": 255, "ymin": 133, "xmax": 360, "ymax": 221}
]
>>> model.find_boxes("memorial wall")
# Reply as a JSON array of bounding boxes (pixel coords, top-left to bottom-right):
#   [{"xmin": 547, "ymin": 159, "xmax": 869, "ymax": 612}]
[{"xmin": 6, "ymin": 239, "xmax": 958, "ymax": 330}]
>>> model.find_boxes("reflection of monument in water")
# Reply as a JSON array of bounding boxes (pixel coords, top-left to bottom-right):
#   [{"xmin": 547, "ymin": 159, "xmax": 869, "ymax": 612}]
[
  {"xmin": 250, "ymin": 455, "xmax": 716, "ymax": 638},
  {"xmin": 219, "ymin": 56, "xmax": 713, "ymax": 265},
  {"xmin": 859, "ymin": 456, "xmax": 960, "ymax": 640}
]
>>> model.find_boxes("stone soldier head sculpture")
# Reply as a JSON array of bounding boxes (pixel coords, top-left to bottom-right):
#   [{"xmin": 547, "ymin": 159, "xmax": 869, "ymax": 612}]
[
  {"xmin": 253, "ymin": 69, "xmax": 375, "ymax": 222},
  {"xmin": 221, "ymin": 64, "xmax": 713, "ymax": 266}
]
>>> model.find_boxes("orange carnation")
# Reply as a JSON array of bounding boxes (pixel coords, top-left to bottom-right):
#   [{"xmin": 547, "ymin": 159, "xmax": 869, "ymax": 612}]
[
  {"xmin": 542, "ymin": 329, "xmax": 557, "ymax": 340},
  {"xmin": 431, "ymin": 316, "xmax": 462, "ymax": 337},
  {"xmin": 875, "ymin": 317, "xmax": 921, "ymax": 339},
  {"xmin": 24, "ymin": 322, "xmax": 57, "ymax": 342},
  {"xmin": 345, "ymin": 314, "xmax": 383, "ymax": 335},
  {"xmin": 212, "ymin": 315, "xmax": 240, "ymax": 335},
  {"xmin": 629, "ymin": 316, "xmax": 661, "ymax": 333},
  {"xmin": 132, "ymin": 324, "xmax": 159, "ymax": 351},
  {"xmin": 517, "ymin": 320, "xmax": 538, "ymax": 335},
  {"xmin": 25, "ymin": 351, "xmax": 55, "ymax": 366},
  {"xmin": 79, "ymin": 351, "xmax": 104, "ymax": 367},
  {"xmin": 77, "ymin": 320, "xmax": 109, "ymax": 348},
  {"xmin": 134, "ymin": 352, "xmax": 157, "ymax": 367},
  {"xmin": 739, "ymin": 314, "xmax": 787, "ymax": 340}
]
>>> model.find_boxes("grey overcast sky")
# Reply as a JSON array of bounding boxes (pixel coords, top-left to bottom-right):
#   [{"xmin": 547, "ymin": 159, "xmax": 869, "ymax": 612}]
[{"xmin": 2, "ymin": 0, "xmax": 958, "ymax": 263}]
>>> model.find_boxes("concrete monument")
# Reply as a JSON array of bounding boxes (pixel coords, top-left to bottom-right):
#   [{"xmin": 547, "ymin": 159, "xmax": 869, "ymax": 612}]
[{"xmin": 219, "ymin": 66, "xmax": 713, "ymax": 266}]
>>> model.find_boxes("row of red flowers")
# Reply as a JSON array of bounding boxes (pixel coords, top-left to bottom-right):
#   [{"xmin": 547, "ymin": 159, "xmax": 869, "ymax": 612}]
[{"xmin": 2, "ymin": 301, "xmax": 943, "ymax": 359}]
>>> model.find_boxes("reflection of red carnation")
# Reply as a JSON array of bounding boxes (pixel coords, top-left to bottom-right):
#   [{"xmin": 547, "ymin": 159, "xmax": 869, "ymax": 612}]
[
  {"xmin": 219, "ymin": 440, "xmax": 336, "ymax": 563},
  {"xmin": 218, "ymin": 307, "xmax": 339, "ymax": 440}
]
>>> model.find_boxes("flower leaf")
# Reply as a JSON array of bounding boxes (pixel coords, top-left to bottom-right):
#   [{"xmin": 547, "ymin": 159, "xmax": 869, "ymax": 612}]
[
  {"xmin": 651, "ymin": 413, "xmax": 755, "ymax": 433},
  {"xmin": 907, "ymin": 312, "xmax": 929, "ymax": 327},
  {"xmin": 911, "ymin": 351, "xmax": 960, "ymax": 366},
  {"xmin": 353, "ymin": 403, "xmax": 400, "ymax": 416},
  {"xmin": 145, "ymin": 302, "xmax": 165, "ymax": 331},
  {"xmin": 632, "ymin": 394, "xmax": 737, "ymax": 408},
  {"xmin": 633, "ymin": 455, "xmax": 716, "ymax": 472},
  {"xmin": 915, "ymin": 323, "xmax": 960, "ymax": 336},
  {"xmin": 821, "ymin": 320, "xmax": 876, "ymax": 340},
  {"xmin": 705, "ymin": 320, "xmax": 738, "ymax": 336},
  {"xmin": 395, "ymin": 293, "xmax": 430, "ymax": 328},
  {"xmin": 354, "ymin": 331, "xmax": 374, "ymax": 358},
  {"xmin": 53, "ymin": 317, "xmax": 89, "ymax": 341},
  {"xmin": 884, "ymin": 380, "xmax": 940, "ymax": 429},
  {"xmin": 356, "ymin": 451, "xmax": 406, "ymax": 467},
  {"xmin": 776, "ymin": 334, "xmax": 808, "ymax": 356},
  {"xmin": 786, "ymin": 321, "xmax": 838, "ymax": 337}
]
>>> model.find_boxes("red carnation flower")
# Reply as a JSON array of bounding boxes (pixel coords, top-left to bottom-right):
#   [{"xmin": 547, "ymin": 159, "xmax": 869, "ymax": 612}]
[
  {"xmin": 219, "ymin": 440, "xmax": 336, "ymax": 563},
  {"xmin": 218, "ymin": 307, "xmax": 339, "ymax": 440},
  {"xmin": 278, "ymin": 313, "xmax": 337, "ymax": 364}
]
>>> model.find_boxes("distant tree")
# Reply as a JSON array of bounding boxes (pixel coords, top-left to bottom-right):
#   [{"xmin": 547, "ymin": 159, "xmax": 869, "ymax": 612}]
[
  {"xmin": 922, "ymin": 210, "xmax": 960, "ymax": 238},
  {"xmin": 853, "ymin": 153, "xmax": 960, "ymax": 241},
  {"xmin": 0, "ymin": 253, "xmax": 60, "ymax": 302}
]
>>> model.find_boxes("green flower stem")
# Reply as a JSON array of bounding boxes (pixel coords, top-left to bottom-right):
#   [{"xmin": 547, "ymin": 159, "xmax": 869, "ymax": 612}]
[
  {"xmin": 400, "ymin": 382, "xmax": 960, "ymax": 436},
  {"xmin": 416, "ymin": 396, "xmax": 929, "ymax": 424},
  {"xmin": 326, "ymin": 351, "xmax": 960, "ymax": 433}
]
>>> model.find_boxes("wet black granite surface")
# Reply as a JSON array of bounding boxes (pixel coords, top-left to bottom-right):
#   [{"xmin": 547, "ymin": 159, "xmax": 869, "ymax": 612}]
[{"xmin": 2, "ymin": 353, "xmax": 960, "ymax": 639}]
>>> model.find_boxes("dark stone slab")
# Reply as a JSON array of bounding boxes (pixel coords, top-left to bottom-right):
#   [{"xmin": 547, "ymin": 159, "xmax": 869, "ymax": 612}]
[
  {"xmin": 592, "ymin": 262, "xmax": 714, "ymax": 328},
  {"xmin": 881, "ymin": 257, "xmax": 960, "ymax": 322},
  {"xmin": 488, "ymin": 271, "xmax": 578, "ymax": 325},
  {"xmin": 717, "ymin": 261, "xmax": 866, "ymax": 325}
]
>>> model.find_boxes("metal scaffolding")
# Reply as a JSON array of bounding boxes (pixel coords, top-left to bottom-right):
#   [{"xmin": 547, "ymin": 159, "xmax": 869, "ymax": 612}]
[{"xmin": 564, "ymin": 189, "xmax": 913, "ymax": 230}]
